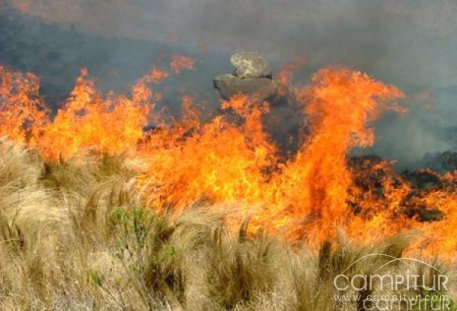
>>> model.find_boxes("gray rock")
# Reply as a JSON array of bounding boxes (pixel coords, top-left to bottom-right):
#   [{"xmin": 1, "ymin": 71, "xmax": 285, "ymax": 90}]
[
  {"xmin": 230, "ymin": 52, "xmax": 272, "ymax": 79},
  {"xmin": 213, "ymin": 74, "xmax": 278, "ymax": 101}
]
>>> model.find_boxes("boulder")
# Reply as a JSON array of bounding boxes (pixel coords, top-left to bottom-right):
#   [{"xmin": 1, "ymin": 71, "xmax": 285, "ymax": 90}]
[
  {"xmin": 213, "ymin": 73, "xmax": 278, "ymax": 101},
  {"xmin": 213, "ymin": 52, "xmax": 281, "ymax": 102},
  {"xmin": 230, "ymin": 52, "xmax": 272, "ymax": 79}
]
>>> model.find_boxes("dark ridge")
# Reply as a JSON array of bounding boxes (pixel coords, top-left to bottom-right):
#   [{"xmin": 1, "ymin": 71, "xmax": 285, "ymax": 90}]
[{"xmin": 0, "ymin": 3, "xmax": 205, "ymax": 111}]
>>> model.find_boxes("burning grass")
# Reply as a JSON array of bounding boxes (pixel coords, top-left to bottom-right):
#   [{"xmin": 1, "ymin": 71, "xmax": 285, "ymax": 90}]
[
  {"xmin": 0, "ymin": 139, "xmax": 455, "ymax": 310},
  {"xmin": 1, "ymin": 61, "xmax": 457, "ymax": 309}
]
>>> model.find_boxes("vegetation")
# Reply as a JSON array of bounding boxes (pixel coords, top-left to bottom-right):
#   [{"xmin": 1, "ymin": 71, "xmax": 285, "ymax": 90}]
[{"xmin": 0, "ymin": 138, "xmax": 454, "ymax": 310}]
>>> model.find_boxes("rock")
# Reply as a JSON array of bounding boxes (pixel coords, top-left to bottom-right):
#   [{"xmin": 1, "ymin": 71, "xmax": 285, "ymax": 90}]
[
  {"xmin": 213, "ymin": 52, "xmax": 287, "ymax": 102},
  {"xmin": 230, "ymin": 52, "xmax": 272, "ymax": 79},
  {"xmin": 213, "ymin": 73, "xmax": 278, "ymax": 101}
]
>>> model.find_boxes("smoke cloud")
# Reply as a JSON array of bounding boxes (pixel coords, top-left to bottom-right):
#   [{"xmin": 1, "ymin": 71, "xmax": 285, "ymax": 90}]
[{"xmin": 2, "ymin": 0, "xmax": 457, "ymax": 164}]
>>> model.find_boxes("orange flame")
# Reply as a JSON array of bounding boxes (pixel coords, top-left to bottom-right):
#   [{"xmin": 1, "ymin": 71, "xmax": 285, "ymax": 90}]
[
  {"xmin": 148, "ymin": 68, "xmax": 169, "ymax": 84},
  {"xmin": 2, "ymin": 62, "xmax": 457, "ymax": 262},
  {"xmin": 0, "ymin": 66, "xmax": 48, "ymax": 143},
  {"xmin": 30, "ymin": 68, "xmax": 157, "ymax": 159},
  {"xmin": 170, "ymin": 54, "xmax": 195, "ymax": 74}
]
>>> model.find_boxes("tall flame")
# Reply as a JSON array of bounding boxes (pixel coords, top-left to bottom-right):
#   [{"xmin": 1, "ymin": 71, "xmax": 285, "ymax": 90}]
[
  {"xmin": 0, "ymin": 66, "xmax": 48, "ymax": 143},
  {"xmin": 276, "ymin": 68, "xmax": 405, "ymax": 238},
  {"xmin": 1, "ymin": 61, "xmax": 457, "ymax": 261}
]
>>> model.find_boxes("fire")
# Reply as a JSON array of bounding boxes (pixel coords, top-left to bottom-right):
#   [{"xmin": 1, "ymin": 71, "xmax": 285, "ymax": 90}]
[
  {"xmin": 275, "ymin": 68, "xmax": 405, "ymax": 239},
  {"xmin": 170, "ymin": 54, "xmax": 195, "ymax": 74},
  {"xmin": 1, "ymin": 61, "xmax": 457, "ymax": 261},
  {"xmin": 31, "ymin": 68, "xmax": 160, "ymax": 160},
  {"xmin": 140, "ymin": 68, "xmax": 405, "ymax": 242},
  {"xmin": 148, "ymin": 68, "xmax": 169, "ymax": 84},
  {"xmin": 0, "ymin": 66, "xmax": 48, "ymax": 143}
]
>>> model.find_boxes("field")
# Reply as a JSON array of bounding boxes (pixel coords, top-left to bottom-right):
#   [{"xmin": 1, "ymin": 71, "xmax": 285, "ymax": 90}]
[{"xmin": 0, "ymin": 139, "xmax": 454, "ymax": 310}]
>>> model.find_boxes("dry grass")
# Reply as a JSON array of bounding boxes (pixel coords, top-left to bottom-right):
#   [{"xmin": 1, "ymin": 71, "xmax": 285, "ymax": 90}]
[{"xmin": 0, "ymin": 138, "xmax": 454, "ymax": 311}]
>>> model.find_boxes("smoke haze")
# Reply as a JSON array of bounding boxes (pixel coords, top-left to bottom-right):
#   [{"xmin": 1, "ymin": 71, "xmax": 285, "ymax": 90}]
[{"xmin": 2, "ymin": 0, "xmax": 457, "ymax": 164}]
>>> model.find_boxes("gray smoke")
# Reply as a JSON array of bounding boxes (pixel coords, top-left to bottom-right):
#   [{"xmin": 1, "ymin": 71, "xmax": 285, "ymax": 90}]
[{"xmin": 2, "ymin": 0, "xmax": 457, "ymax": 164}]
